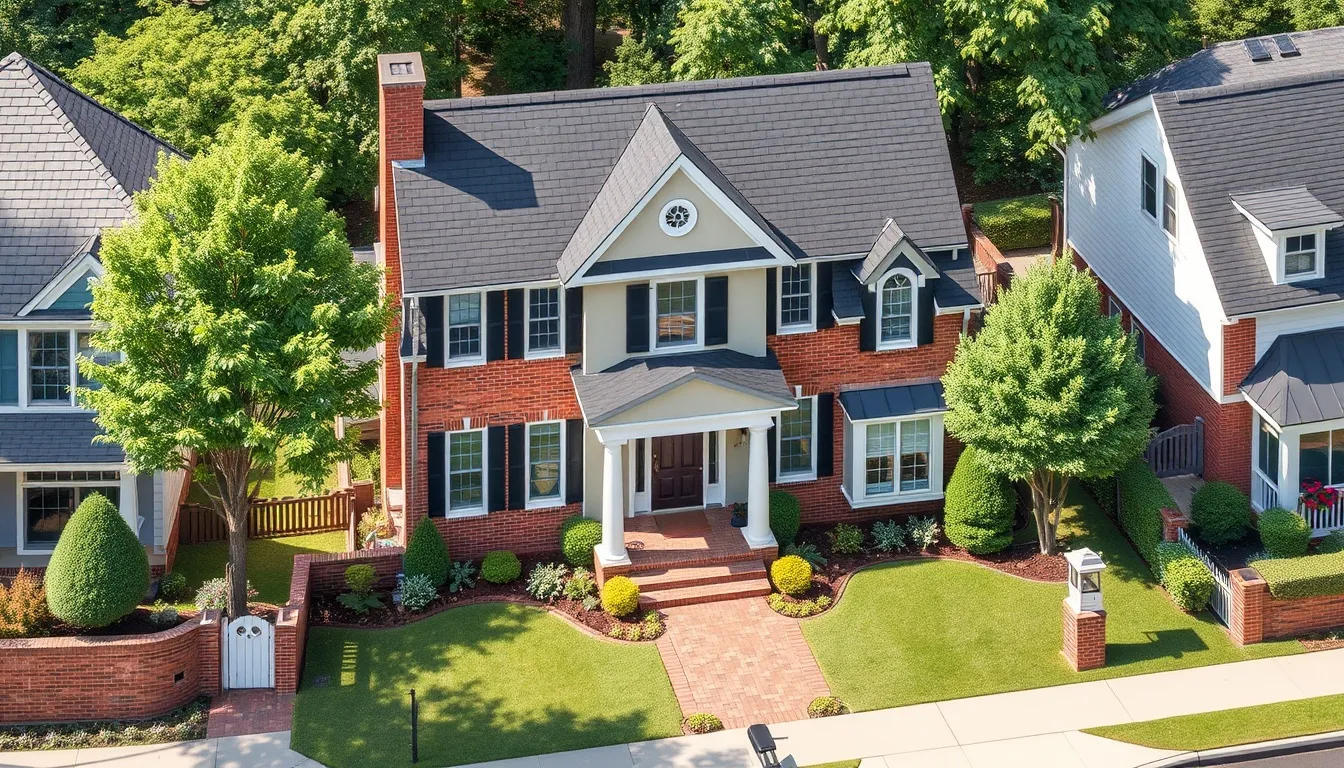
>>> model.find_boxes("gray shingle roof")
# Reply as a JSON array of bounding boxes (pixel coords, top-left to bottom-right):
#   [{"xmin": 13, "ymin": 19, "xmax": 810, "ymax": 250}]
[
  {"xmin": 1107, "ymin": 27, "xmax": 1344, "ymax": 110},
  {"xmin": 857, "ymin": 219, "xmax": 913, "ymax": 284},
  {"xmin": 0, "ymin": 412, "xmax": 125, "ymax": 464},
  {"xmin": 838, "ymin": 381, "xmax": 946, "ymax": 421},
  {"xmin": 571, "ymin": 349, "xmax": 794, "ymax": 425},
  {"xmin": 393, "ymin": 64, "xmax": 967, "ymax": 295},
  {"xmin": 0, "ymin": 53, "xmax": 179, "ymax": 319},
  {"xmin": 1231, "ymin": 186, "xmax": 1343, "ymax": 231},
  {"xmin": 929, "ymin": 249, "xmax": 981, "ymax": 308},
  {"xmin": 1240, "ymin": 326, "xmax": 1344, "ymax": 426},
  {"xmin": 1154, "ymin": 72, "xmax": 1344, "ymax": 315}
]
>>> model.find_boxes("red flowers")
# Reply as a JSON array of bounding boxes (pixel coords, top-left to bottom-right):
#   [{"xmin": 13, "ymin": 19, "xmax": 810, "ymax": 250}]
[{"xmin": 1301, "ymin": 480, "xmax": 1340, "ymax": 511}]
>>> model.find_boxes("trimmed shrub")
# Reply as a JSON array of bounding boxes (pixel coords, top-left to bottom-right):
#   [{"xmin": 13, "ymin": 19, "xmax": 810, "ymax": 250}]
[
  {"xmin": 1319, "ymin": 530, "xmax": 1344, "ymax": 555},
  {"xmin": 770, "ymin": 490, "xmax": 802, "ymax": 546},
  {"xmin": 157, "ymin": 572, "xmax": 188, "ymax": 603},
  {"xmin": 345, "ymin": 564, "xmax": 377, "ymax": 595},
  {"xmin": 45, "ymin": 493, "xmax": 149, "ymax": 628},
  {"xmin": 1190, "ymin": 481, "xmax": 1252, "ymax": 546},
  {"xmin": 1162, "ymin": 556, "xmax": 1216, "ymax": 612},
  {"xmin": 974, "ymin": 194, "xmax": 1053, "ymax": 251},
  {"xmin": 770, "ymin": 554, "xmax": 813, "ymax": 596},
  {"xmin": 905, "ymin": 516, "xmax": 941, "ymax": 551},
  {"xmin": 480, "ymin": 551, "xmax": 522, "ymax": 584},
  {"xmin": 944, "ymin": 447, "xmax": 1015, "ymax": 554},
  {"xmin": 1081, "ymin": 475, "xmax": 1118, "ymax": 518},
  {"xmin": 601, "ymin": 575, "xmax": 640, "ymax": 617},
  {"xmin": 1259, "ymin": 507, "xmax": 1311, "ymax": 559},
  {"xmin": 525, "ymin": 562, "xmax": 569, "ymax": 602},
  {"xmin": 403, "ymin": 518, "xmax": 450, "ymax": 588},
  {"xmin": 807, "ymin": 696, "xmax": 850, "ymax": 718},
  {"xmin": 560, "ymin": 515, "xmax": 603, "ymax": 568},
  {"xmin": 1115, "ymin": 459, "xmax": 1176, "ymax": 566},
  {"xmin": 400, "ymin": 574, "xmax": 437, "ymax": 612},
  {"xmin": 0, "ymin": 570, "xmax": 52, "ymax": 638},
  {"xmin": 829, "ymin": 523, "xmax": 864, "ymax": 554},
  {"xmin": 193, "ymin": 577, "xmax": 257, "ymax": 612},
  {"xmin": 871, "ymin": 519, "xmax": 905, "ymax": 552},
  {"xmin": 767, "ymin": 592, "xmax": 832, "ymax": 617},
  {"xmin": 684, "ymin": 713, "xmax": 723, "ymax": 734},
  {"xmin": 1254, "ymin": 552, "xmax": 1344, "ymax": 599}
]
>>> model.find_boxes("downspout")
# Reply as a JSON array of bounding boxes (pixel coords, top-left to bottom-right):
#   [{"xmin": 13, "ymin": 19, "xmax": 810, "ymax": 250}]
[
  {"xmin": 1054, "ymin": 143, "xmax": 1069, "ymax": 263},
  {"xmin": 405, "ymin": 296, "xmax": 420, "ymax": 545}
]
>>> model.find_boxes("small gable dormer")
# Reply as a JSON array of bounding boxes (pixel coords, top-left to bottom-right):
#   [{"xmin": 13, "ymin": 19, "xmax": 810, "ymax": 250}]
[
  {"xmin": 855, "ymin": 219, "xmax": 940, "ymax": 351},
  {"xmin": 1232, "ymin": 186, "xmax": 1344, "ymax": 285}
]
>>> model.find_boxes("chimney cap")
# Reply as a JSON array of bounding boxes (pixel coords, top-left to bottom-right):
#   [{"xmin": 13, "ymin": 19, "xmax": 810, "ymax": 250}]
[{"xmin": 378, "ymin": 52, "xmax": 426, "ymax": 88}]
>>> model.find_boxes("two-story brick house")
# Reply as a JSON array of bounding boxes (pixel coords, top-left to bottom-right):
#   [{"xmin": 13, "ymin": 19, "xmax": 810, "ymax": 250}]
[
  {"xmin": 1066, "ymin": 27, "xmax": 1344, "ymax": 535},
  {"xmin": 376, "ymin": 53, "xmax": 983, "ymax": 595}
]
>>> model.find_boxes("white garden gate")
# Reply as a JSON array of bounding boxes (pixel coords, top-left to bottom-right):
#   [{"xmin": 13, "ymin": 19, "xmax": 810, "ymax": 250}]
[
  {"xmin": 223, "ymin": 615, "xmax": 275, "ymax": 689},
  {"xmin": 1178, "ymin": 528, "xmax": 1232, "ymax": 625}
]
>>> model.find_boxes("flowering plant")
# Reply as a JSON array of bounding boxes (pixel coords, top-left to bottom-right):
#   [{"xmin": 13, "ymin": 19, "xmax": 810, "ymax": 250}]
[{"xmin": 1300, "ymin": 479, "xmax": 1339, "ymax": 511}]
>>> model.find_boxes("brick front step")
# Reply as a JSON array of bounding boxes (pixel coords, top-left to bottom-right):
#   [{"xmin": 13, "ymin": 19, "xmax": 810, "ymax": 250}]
[
  {"xmin": 638, "ymin": 574, "xmax": 773, "ymax": 609},
  {"xmin": 630, "ymin": 559, "xmax": 769, "ymax": 591},
  {"xmin": 618, "ymin": 547, "xmax": 765, "ymax": 575}
]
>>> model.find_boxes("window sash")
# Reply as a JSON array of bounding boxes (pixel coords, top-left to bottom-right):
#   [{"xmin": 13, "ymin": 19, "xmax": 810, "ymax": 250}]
[
  {"xmin": 655, "ymin": 280, "xmax": 698, "ymax": 347},
  {"xmin": 528, "ymin": 423, "xmax": 562, "ymax": 501},
  {"xmin": 864, "ymin": 419, "xmax": 931, "ymax": 497},
  {"xmin": 1162, "ymin": 179, "xmax": 1178, "ymax": 235},
  {"xmin": 780, "ymin": 265, "xmax": 812, "ymax": 327},
  {"xmin": 448, "ymin": 294, "xmax": 483, "ymax": 360},
  {"xmin": 1258, "ymin": 422, "xmax": 1279, "ymax": 479},
  {"xmin": 880, "ymin": 275, "xmax": 913, "ymax": 344},
  {"xmin": 1141, "ymin": 158, "xmax": 1158, "ymax": 217},
  {"xmin": 28, "ymin": 331, "xmax": 71, "ymax": 403},
  {"xmin": 76, "ymin": 332, "xmax": 117, "ymax": 389},
  {"xmin": 448, "ymin": 431, "xmax": 484, "ymax": 511},
  {"xmin": 527, "ymin": 288, "xmax": 561, "ymax": 353},
  {"xmin": 1300, "ymin": 429, "xmax": 1344, "ymax": 487},
  {"xmin": 1285, "ymin": 235, "xmax": 1317, "ymax": 276},
  {"xmin": 779, "ymin": 398, "xmax": 814, "ymax": 476},
  {"xmin": 899, "ymin": 420, "xmax": 931, "ymax": 492}
]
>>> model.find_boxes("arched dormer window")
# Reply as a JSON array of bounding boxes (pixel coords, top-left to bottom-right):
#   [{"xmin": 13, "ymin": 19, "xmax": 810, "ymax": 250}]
[{"xmin": 878, "ymin": 269, "xmax": 917, "ymax": 349}]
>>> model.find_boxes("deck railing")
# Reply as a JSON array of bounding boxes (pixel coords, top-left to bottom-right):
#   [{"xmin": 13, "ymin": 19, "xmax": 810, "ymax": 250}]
[
  {"xmin": 178, "ymin": 489, "xmax": 355, "ymax": 545},
  {"xmin": 1300, "ymin": 488, "xmax": 1344, "ymax": 537},
  {"xmin": 1252, "ymin": 470, "xmax": 1279, "ymax": 513}
]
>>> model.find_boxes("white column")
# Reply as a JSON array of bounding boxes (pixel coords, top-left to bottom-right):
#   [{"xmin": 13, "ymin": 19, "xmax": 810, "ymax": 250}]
[
  {"xmin": 597, "ymin": 439, "xmax": 630, "ymax": 565},
  {"xmin": 745, "ymin": 424, "xmax": 777, "ymax": 550}
]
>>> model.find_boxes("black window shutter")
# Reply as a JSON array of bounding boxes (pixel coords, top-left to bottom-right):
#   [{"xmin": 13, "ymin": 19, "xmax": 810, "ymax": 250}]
[
  {"xmin": 565, "ymin": 419, "xmax": 584, "ymax": 504},
  {"xmin": 507, "ymin": 423, "xmax": 525, "ymax": 510},
  {"xmin": 626, "ymin": 283, "xmax": 650, "ymax": 353},
  {"xmin": 423, "ymin": 296, "xmax": 444, "ymax": 367},
  {"xmin": 816, "ymin": 393, "xmax": 834, "ymax": 477},
  {"xmin": 765, "ymin": 268, "xmax": 778, "ymax": 336},
  {"xmin": 488, "ymin": 425, "xmax": 506, "ymax": 512},
  {"xmin": 705, "ymin": 275, "xmax": 729, "ymax": 346},
  {"xmin": 427, "ymin": 432, "xmax": 446, "ymax": 517},
  {"xmin": 859, "ymin": 285, "xmax": 877, "ymax": 352},
  {"xmin": 767, "ymin": 422, "xmax": 777, "ymax": 483},
  {"xmin": 918, "ymin": 281, "xmax": 936, "ymax": 346},
  {"xmin": 816, "ymin": 262, "xmax": 834, "ymax": 330},
  {"xmin": 486, "ymin": 291, "xmax": 506, "ymax": 362},
  {"xmin": 506, "ymin": 288, "xmax": 525, "ymax": 360},
  {"xmin": 565, "ymin": 287, "xmax": 583, "ymax": 354}
]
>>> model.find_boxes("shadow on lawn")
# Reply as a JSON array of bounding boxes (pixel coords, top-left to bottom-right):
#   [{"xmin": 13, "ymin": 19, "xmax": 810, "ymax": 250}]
[{"xmin": 1106, "ymin": 627, "xmax": 1210, "ymax": 667}]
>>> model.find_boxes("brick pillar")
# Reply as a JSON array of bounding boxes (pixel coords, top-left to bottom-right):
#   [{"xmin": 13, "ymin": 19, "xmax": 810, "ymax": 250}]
[
  {"xmin": 198, "ymin": 610, "xmax": 222, "ymax": 695},
  {"xmin": 274, "ymin": 606, "xmax": 303, "ymax": 694},
  {"xmin": 1228, "ymin": 567, "xmax": 1267, "ymax": 646},
  {"xmin": 1218, "ymin": 319, "xmax": 1257, "ymax": 494},
  {"xmin": 1160, "ymin": 507, "xmax": 1190, "ymax": 542},
  {"xmin": 1062, "ymin": 600, "xmax": 1107, "ymax": 671}
]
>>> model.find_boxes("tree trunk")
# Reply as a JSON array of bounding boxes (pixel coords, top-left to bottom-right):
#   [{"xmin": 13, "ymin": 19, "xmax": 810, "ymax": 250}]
[
  {"xmin": 805, "ymin": 1, "xmax": 830, "ymax": 70},
  {"xmin": 1027, "ymin": 469, "xmax": 1071, "ymax": 555},
  {"xmin": 210, "ymin": 450, "xmax": 254, "ymax": 618},
  {"xmin": 564, "ymin": 0, "xmax": 597, "ymax": 89}
]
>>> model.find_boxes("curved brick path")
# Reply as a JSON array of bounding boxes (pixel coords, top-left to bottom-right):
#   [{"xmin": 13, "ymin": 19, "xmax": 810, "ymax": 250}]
[{"xmin": 655, "ymin": 598, "xmax": 829, "ymax": 729}]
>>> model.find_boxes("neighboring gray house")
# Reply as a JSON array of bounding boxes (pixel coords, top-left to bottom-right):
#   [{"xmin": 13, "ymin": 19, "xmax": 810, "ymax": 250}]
[{"xmin": 0, "ymin": 52, "xmax": 186, "ymax": 571}]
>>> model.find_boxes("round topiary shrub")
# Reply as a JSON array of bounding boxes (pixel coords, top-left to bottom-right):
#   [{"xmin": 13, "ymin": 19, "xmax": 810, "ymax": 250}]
[
  {"xmin": 943, "ymin": 447, "xmax": 1015, "ymax": 554},
  {"xmin": 403, "ymin": 518, "xmax": 450, "ymax": 587},
  {"xmin": 560, "ymin": 515, "xmax": 603, "ymax": 568},
  {"xmin": 1190, "ymin": 481, "xmax": 1252, "ymax": 546},
  {"xmin": 770, "ymin": 554, "xmax": 813, "ymax": 596},
  {"xmin": 769, "ymin": 490, "xmax": 802, "ymax": 546},
  {"xmin": 1163, "ymin": 557, "xmax": 1216, "ymax": 612},
  {"xmin": 1258, "ymin": 507, "xmax": 1311, "ymax": 559},
  {"xmin": 45, "ymin": 492, "xmax": 149, "ymax": 628},
  {"xmin": 480, "ymin": 551, "xmax": 522, "ymax": 584},
  {"xmin": 601, "ymin": 575, "xmax": 640, "ymax": 617},
  {"xmin": 157, "ymin": 572, "xmax": 188, "ymax": 603},
  {"xmin": 684, "ymin": 713, "xmax": 724, "ymax": 734},
  {"xmin": 807, "ymin": 696, "xmax": 850, "ymax": 718}
]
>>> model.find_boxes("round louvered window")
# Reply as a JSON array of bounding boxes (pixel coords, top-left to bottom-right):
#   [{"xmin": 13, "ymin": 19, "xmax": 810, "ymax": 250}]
[{"xmin": 659, "ymin": 199, "xmax": 697, "ymax": 237}]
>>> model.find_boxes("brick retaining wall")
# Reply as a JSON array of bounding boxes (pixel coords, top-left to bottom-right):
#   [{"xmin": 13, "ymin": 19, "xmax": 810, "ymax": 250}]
[{"xmin": 0, "ymin": 611, "xmax": 222, "ymax": 724}]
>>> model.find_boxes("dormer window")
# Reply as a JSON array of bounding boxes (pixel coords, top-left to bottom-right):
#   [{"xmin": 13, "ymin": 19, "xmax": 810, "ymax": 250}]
[
  {"xmin": 1284, "ymin": 234, "xmax": 1317, "ymax": 277},
  {"xmin": 1232, "ymin": 187, "xmax": 1342, "ymax": 286},
  {"xmin": 878, "ymin": 270, "xmax": 916, "ymax": 350}
]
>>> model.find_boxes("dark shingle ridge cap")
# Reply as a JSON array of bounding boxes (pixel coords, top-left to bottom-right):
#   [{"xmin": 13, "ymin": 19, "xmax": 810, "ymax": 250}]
[
  {"xmin": 423, "ymin": 64, "xmax": 917, "ymax": 113},
  {"xmin": 1169, "ymin": 69, "xmax": 1344, "ymax": 105}
]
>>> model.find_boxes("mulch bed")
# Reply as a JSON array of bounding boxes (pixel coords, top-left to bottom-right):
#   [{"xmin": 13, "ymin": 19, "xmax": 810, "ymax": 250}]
[
  {"xmin": 45, "ymin": 607, "xmax": 188, "ymax": 638},
  {"xmin": 1299, "ymin": 631, "xmax": 1344, "ymax": 652}
]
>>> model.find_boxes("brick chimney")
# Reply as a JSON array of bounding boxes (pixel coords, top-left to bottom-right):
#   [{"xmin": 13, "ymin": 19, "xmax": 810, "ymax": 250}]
[{"xmin": 377, "ymin": 52, "xmax": 426, "ymax": 521}]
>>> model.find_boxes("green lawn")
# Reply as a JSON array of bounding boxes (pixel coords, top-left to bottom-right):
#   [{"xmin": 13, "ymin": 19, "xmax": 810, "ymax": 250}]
[
  {"xmin": 803, "ymin": 487, "xmax": 1300, "ymax": 712},
  {"xmin": 291, "ymin": 603, "xmax": 683, "ymax": 767},
  {"xmin": 169, "ymin": 530, "xmax": 346, "ymax": 608},
  {"xmin": 1084, "ymin": 693, "xmax": 1344, "ymax": 750}
]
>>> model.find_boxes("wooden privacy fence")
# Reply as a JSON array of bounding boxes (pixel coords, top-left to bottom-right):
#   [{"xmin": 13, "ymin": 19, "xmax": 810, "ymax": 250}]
[
  {"xmin": 178, "ymin": 489, "xmax": 356, "ymax": 545},
  {"xmin": 1145, "ymin": 417, "xmax": 1205, "ymax": 478}
]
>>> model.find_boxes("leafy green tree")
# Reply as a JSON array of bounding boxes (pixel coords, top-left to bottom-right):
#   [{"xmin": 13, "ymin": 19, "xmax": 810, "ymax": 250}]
[
  {"xmin": 81, "ymin": 129, "xmax": 393, "ymax": 617},
  {"xmin": 669, "ymin": 0, "xmax": 811, "ymax": 80},
  {"xmin": 489, "ymin": 30, "xmax": 568, "ymax": 93},
  {"xmin": 1189, "ymin": 0, "xmax": 1293, "ymax": 41},
  {"xmin": 604, "ymin": 34, "xmax": 670, "ymax": 85},
  {"xmin": 0, "ymin": 0, "xmax": 143, "ymax": 73},
  {"xmin": 941, "ymin": 256, "xmax": 1155, "ymax": 554}
]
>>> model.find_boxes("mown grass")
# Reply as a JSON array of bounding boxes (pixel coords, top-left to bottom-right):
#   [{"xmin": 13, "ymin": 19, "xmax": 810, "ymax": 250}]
[{"xmin": 1084, "ymin": 693, "xmax": 1344, "ymax": 750}]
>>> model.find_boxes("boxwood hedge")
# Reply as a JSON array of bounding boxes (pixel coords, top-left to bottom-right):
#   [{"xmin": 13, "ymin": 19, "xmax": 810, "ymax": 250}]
[
  {"xmin": 973, "ymin": 194, "xmax": 1053, "ymax": 251},
  {"xmin": 1113, "ymin": 458, "xmax": 1175, "ymax": 567},
  {"xmin": 1253, "ymin": 551, "xmax": 1344, "ymax": 599}
]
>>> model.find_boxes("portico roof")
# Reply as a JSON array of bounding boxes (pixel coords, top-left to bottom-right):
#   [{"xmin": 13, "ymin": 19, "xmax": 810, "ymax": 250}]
[{"xmin": 1241, "ymin": 326, "xmax": 1344, "ymax": 427}]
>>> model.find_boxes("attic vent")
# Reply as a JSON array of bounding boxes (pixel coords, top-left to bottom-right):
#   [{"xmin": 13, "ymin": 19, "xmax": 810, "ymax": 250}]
[
  {"xmin": 1244, "ymin": 38, "xmax": 1273, "ymax": 63},
  {"xmin": 1273, "ymin": 34, "xmax": 1301, "ymax": 57},
  {"xmin": 659, "ymin": 199, "xmax": 697, "ymax": 237}
]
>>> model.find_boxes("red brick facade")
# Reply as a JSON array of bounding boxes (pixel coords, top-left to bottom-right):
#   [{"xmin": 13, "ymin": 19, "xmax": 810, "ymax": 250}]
[
  {"xmin": 1075, "ymin": 250, "xmax": 1253, "ymax": 493},
  {"xmin": 1061, "ymin": 600, "xmax": 1107, "ymax": 671},
  {"xmin": 0, "ymin": 610, "xmax": 221, "ymax": 724},
  {"xmin": 1226, "ymin": 565, "xmax": 1344, "ymax": 644}
]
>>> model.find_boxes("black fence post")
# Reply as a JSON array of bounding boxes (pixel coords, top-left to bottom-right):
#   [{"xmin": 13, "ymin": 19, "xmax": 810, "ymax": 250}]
[{"xmin": 410, "ymin": 688, "xmax": 419, "ymax": 764}]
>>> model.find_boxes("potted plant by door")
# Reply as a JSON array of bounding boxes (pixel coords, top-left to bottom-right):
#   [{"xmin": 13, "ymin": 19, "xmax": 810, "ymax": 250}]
[{"xmin": 730, "ymin": 502, "xmax": 748, "ymax": 528}]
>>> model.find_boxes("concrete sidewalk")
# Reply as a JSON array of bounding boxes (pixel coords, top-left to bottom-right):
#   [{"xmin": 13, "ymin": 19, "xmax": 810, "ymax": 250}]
[{"xmin": 0, "ymin": 731, "xmax": 315, "ymax": 768}]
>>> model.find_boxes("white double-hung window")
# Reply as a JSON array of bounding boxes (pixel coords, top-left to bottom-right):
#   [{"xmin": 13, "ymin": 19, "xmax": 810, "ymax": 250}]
[
  {"xmin": 527, "ymin": 421, "xmax": 563, "ymax": 507},
  {"xmin": 777, "ymin": 397, "xmax": 816, "ymax": 480},
  {"xmin": 447, "ymin": 429, "xmax": 485, "ymax": 514},
  {"xmin": 878, "ymin": 270, "xmax": 916, "ymax": 349},
  {"xmin": 778, "ymin": 265, "xmax": 813, "ymax": 332},
  {"xmin": 845, "ymin": 413, "xmax": 943, "ymax": 507},
  {"xmin": 447, "ymin": 293, "xmax": 484, "ymax": 363},
  {"xmin": 653, "ymin": 279, "xmax": 699, "ymax": 349},
  {"xmin": 527, "ymin": 287, "xmax": 562, "ymax": 356}
]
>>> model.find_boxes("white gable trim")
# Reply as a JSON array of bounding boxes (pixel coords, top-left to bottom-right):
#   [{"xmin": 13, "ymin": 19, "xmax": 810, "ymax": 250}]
[
  {"xmin": 568, "ymin": 155, "xmax": 795, "ymax": 287},
  {"xmin": 18, "ymin": 253, "xmax": 104, "ymax": 316},
  {"xmin": 863, "ymin": 228, "xmax": 938, "ymax": 287}
]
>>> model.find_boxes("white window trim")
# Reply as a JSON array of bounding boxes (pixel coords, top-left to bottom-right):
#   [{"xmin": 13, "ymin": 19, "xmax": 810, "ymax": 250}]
[
  {"xmin": 777, "ymin": 264, "xmax": 817, "ymax": 334},
  {"xmin": 1161, "ymin": 177, "xmax": 1179, "ymax": 239},
  {"xmin": 524, "ymin": 285, "xmax": 565, "ymax": 360},
  {"xmin": 15, "ymin": 464, "xmax": 136, "ymax": 555},
  {"xmin": 844, "ymin": 414, "xmax": 944, "ymax": 508},
  {"xmin": 1279, "ymin": 228, "xmax": 1326, "ymax": 283},
  {"xmin": 445, "ymin": 290, "xmax": 486, "ymax": 368},
  {"xmin": 704, "ymin": 430, "xmax": 726, "ymax": 506},
  {"xmin": 525, "ymin": 420, "xmax": 565, "ymax": 510},
  {"xmin": 1140, "ymin": 154, "xmax": 1159, "ymax": 220},
  {"xmin": 0, "ymin": 326, "xmax": 95, "ymax": 412},
  {"xmin": 445, "ymin": 428, "xmax": 488, "ymax": 518},
  {"xmin": 649, "ymin": 276, "xmax": 704, "ymax": 353},
  {"xmin": 658, "ymin": 198, "xmax": 698, "ymax": 237},
  {"xmin": 1133, "ymin": 326, "xmax": 1146, "ymax": 362},
  {"xmin": 776, "ymin": 395, "xmax": 817, "ymax": 482},
  {"xmin": 876, "ymin": 268, "xmax": 919, "ymax": 351}
]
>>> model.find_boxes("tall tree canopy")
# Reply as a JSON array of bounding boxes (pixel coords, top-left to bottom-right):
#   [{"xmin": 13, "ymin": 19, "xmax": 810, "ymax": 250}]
[
  {"xmin": 669, "ymin": 0, "xmax": 810, "ymax": 80},
  {"xmin": 83, "ymin": 130, "xmax": 393, "ymax": 616},
  {"xmin": 0, "ymin": 0, "xmax": 143, "ymax": 73},
  {"xmin": 941, "ymin": 257, "xmax": 1156, "ymax": 554}
]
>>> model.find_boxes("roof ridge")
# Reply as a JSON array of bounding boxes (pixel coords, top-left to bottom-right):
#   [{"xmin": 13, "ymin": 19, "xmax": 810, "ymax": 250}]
[
  {"xmin": 424, "ymin": 63, "xmax": 917, "ymax": 113},
  {"xmin": 1172, "ymin": 69, "xmax": 1344, "ymax": 104}
]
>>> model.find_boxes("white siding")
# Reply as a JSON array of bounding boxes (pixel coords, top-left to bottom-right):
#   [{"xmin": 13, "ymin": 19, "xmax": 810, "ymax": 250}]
[
  {"xmin": 1066, "ymin": 103, "xmax": 1228, "ymax": 398},
  {"xmin": 1254, "ymin": 301, "xmax": 1344, "ymax": 359}
]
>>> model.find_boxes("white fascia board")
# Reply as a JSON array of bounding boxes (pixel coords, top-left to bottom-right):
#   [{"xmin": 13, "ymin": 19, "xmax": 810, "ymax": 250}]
[{"xmin": 18, "ymin": 253, "xmax": 103, "ymax": 316}]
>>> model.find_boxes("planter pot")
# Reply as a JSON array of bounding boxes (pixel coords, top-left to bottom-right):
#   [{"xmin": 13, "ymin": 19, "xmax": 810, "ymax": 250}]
[{"xmin": 731, "ymin": 515, "xmax": 748, "ymax": 528}]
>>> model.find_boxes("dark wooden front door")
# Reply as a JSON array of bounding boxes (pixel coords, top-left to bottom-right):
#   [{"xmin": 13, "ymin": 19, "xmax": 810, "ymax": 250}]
[{"xmin": 651, "ymin": 433, "xmax": 703, "ymax": 510}]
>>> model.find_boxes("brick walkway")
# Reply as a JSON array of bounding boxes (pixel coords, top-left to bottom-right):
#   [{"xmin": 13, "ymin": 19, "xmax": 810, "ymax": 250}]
[
  {"xmin": 655, "ymin": 598, "xmax": 829, "ymax": 729},
  {"xmin": 206, "ymin": 689, "xmax": 295, "ymax": 738}
]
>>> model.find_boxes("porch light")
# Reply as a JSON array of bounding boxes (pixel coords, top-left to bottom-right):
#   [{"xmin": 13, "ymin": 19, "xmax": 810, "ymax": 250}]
[{"xmin": 1065, "ymin": 548, "xmax": 1106, "ymax": 613}]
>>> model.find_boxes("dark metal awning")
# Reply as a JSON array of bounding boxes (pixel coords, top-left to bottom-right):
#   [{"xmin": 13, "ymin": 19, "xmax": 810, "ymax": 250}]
[
  {"xmin": 1241, "ymin": 326, "xmax": 1344, "ymax": 427},
  {"xmin": 838, "ymin": 381, "xmax": 946, "ymax": 421}
]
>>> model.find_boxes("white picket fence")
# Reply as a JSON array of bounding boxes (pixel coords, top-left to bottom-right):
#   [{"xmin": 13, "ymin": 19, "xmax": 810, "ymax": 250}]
[
  {"xmin": 1177, "ymin": 528, "xmax": 1231, "ymax": 625},
  {"xmin": 1301, "ymin": 497, "xmax": 1344, "ymax": 537}
]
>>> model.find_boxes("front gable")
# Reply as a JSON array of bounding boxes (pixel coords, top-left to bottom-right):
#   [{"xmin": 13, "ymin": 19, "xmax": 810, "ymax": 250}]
[
  {"xmin": 19, "ymin": 252, "xmax": 103, "ymax": 316},
  {"xmin": 598, "ymin": 168, "xmax": 757, "ymax": 263},
  {"xmin": 601, "ymin": 377, "xmax": 791, "ymax": 426}
]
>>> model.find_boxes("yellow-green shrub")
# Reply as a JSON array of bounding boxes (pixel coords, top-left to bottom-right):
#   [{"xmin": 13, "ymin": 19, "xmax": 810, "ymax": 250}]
[
  {"xmin": 770, "ymin": 554, "xmax": 813, "ymax": 596},
  {"xmin": 601, "ymin": 575, "xmax": 640, "ymax": 617}
]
